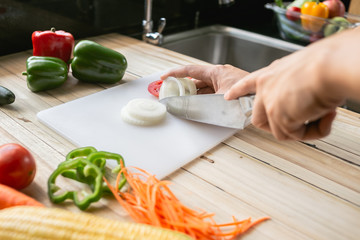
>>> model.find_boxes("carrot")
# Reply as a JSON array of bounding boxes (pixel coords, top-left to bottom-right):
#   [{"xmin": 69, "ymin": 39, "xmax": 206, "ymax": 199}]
[
  {"xmin": 0, "ymin": 183, "xmax": 44, "ymax": 209},
  {"xmin": 104, "ymin": 165, "xmax": 270, "ymax": 240}
]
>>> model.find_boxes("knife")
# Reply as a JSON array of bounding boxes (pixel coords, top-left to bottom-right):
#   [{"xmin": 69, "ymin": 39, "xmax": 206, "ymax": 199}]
[{"xmin": 159, "ymin": 94, "xmax": 254, "ymax": 129}]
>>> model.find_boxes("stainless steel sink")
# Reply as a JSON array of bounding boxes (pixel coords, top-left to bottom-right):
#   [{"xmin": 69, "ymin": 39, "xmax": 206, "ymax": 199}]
[{"xmin": 162, "ymin": 25, "xmax": 303, "ymax": 72}]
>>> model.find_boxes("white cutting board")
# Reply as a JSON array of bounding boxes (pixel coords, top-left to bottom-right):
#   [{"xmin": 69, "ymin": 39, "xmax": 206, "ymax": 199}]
[{"xmin": 37, "ymin": 72, "xmax": 239, "ymax": 179}]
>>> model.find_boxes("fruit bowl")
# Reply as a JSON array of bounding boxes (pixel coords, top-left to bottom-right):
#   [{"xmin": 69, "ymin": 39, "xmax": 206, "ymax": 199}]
[{"xmin": 265, "ymin": 2, "xmax": 360, "ymax": 44}]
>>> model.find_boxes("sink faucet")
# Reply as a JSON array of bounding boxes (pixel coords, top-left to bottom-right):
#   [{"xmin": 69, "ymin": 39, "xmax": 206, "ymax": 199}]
[
  {"xmin": 142, "ymin": 0, "xmax": 166, "ymax": 45},
  {"xmin": 218, "ymin": 0, "xmax": 235, "ymax": 6}
]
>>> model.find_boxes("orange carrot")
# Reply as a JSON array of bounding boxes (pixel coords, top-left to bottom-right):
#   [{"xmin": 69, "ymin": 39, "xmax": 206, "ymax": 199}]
[
  {"xmin": 104, "ymin": 165, "xmax": 270, "ymax": 240},
  {"xmin": 0, "ymin": 183, "xmax": 44, "ymax": 209}
]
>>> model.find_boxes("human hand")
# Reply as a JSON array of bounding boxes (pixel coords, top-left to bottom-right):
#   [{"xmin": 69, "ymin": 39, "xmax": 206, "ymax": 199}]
[
  {"xmin": 224, "ymin": 42, "xmax": 345, "ymax": 140},
  {"xmin": 161, "ymin": 64, "xmax": 249, "ymax": 94}
]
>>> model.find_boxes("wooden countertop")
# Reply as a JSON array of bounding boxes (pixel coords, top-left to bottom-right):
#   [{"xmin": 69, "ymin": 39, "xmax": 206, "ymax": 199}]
[{"xmin": 1, "ymin": 33, "xmax": 360, "ymax": 239}]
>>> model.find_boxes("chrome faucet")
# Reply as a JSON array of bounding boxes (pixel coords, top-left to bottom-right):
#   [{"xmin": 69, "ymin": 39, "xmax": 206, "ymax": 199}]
[
  {"xmin": 142, "ymin": 0, "xmax": 166, "ymax": 45},
  {"xmin": 218, "ymin": 0, "xmax": 235, "ymax": 6}
]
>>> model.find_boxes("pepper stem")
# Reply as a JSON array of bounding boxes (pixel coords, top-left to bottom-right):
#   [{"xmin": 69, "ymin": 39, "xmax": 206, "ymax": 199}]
[
  {"xmin": 22, "ymin": 71, "xmax": 28, "ymax": 76},
  {"xmin": 51, "ymin": 27, "xmax": 56, "ymax": 32},
  {"xmin": 275, "ymin": 0, "xmax": 284, "ymax": 8}
]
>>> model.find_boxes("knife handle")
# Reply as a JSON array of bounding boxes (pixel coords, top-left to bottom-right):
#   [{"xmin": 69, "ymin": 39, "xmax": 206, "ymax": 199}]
[{"xmin": 238, "ymin": 95, "xmax": 254, "ymax": 127}]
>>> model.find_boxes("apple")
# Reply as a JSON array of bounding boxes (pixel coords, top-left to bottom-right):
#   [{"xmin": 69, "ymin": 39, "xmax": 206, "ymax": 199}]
[{"xmin": 323, "ymin": 0, "xmax": 345, "ymax": 18}]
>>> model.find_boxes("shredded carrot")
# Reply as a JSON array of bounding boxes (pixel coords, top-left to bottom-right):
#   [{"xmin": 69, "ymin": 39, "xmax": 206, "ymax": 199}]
[{"xmin": 104, "ymin": 165, "xmax": 269, "ymax": 240}]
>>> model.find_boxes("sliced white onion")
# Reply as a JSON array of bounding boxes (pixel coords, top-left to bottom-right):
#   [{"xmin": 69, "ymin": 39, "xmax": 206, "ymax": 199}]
[
  {"xmin": 158, "ymin": 77, "xmax": 196, "ymax": 100},
  {"xmin": 178, "ymin": 77, "xmax": 197, "ymax": 95},
  {"xmin": 121, "ymin": 98, "xmax": 166, "ymax": 126},
  {"xmin": 159, "ymin": 77, "xmax": 185, "ymax": 100}
]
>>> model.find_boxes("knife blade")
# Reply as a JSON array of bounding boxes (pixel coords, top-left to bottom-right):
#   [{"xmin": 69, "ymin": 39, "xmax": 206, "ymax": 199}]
[{"xmin": 159, "ymin": 94, "xmax": 254, "ymax": 129}]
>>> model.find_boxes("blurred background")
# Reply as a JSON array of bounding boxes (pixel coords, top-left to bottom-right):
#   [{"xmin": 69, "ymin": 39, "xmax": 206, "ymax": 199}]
[{"xmin": 0, "ymin": 0, "xmax": 351, "ymax": 56}]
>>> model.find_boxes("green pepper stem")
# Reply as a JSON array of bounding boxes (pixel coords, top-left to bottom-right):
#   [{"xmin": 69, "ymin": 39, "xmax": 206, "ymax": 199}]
[
  {"xmin": 275, "ymin": 0, "xmax": 284, "ymax": 8},
  {"xmin": 22, "ymin": 71, "xmax": 28, "ymax": 76}
]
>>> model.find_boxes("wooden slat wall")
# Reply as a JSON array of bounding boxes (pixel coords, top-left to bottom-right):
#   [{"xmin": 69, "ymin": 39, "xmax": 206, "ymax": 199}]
[{"xmin": 349, "ymin": 0, "xmax": 360, "ymax": 15}]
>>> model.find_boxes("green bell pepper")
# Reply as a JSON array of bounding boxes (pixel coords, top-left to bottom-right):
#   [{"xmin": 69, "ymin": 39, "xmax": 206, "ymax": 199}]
[
  {"xmin": 48, "ymin": 157, "xmax": 104, "ymax": 211},
  {"xmin": 60, "ymin": 146, "xmax": 98, "ymax": 183},
  {"xmin": 22, "ymin": 56, "xmax": 68, "ymax": 92},
  {"xmin": 66, "ymin": 146, "xmax": 98, "ymax": 161},
  {"xmin": 62, "ymin": 147, "xmax": 127, "ymax": 194},
  {"xmin": 87, "ymin": 151, "xmax": 127, "ymax": 193},
  {"xmin": 48, "ymin": 146, "xmax": 127, "ymax": 210},
  {"xmin": 71, "ymin": 40, "xmax": 127, "ymax": 84}
]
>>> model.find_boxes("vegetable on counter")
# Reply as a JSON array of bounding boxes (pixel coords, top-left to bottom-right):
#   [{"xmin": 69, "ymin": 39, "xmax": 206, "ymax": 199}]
[
  {"xmin": 48, "ymin": 157, "xmax": 104, "ymax": 211},
  {"xmin": 22, "ymin": 56, "xmax": 68, "ymax": 92},
  {"xmin": 32, "ymin": 27, "xmax": 74, "ymax": 64},
  {"xmin": 158, "ymin": 77, "xmax": 197, "ymax": 100},
  {"xmin": 148, "ymin": 79, "xmax": 163, "ymax": 98},
  {"xmin": 47, "ymin": 147, "xmax": 126, "ymax": 210},
  {"xmin": 0, "ymin": 143, "xmax": 36, "ymax": 190},
  {"xmin": 121, "ymin": 98, "xmax": 167, "ymax": 126},
  {"xmin": 64, "ymin": 147, "xmax": 126, "ymax": 194},
  {"xmin": 301, "ymin": 1, "xmax": 329, "ymax": 32},
  {"xmin": 71, "ymin": 40, "xmax": 128, "ymax": 84},
  {"xmin": 0, "ymin": 86, "xmax": 15, "ymax": 105},
  {"xmin": 105, "ymin": 164, "xmax": 270, "ymax": 240},
  {"xmin": 0, "ymin": 184, "xmax": 44, "ymax": 209},
  {"xmin": 0, "ymin": 206, "xmax": 192, "ymax": 240}
]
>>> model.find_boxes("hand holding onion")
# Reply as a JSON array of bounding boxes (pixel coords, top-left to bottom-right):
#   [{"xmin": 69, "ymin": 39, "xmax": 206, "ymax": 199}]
[{"xmin": 161, "ymin": 64, "xmax": 249, "ymax": 94}]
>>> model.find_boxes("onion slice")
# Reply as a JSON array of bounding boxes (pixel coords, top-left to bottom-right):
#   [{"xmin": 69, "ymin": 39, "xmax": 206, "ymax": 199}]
[
  {"xmin": 158, "ymin": 77, "xmax": 196, "ymax": 100},
  {"xmin": 121, "ymin": 98, "xmax": 166, "ymax": 126},
  {"xmin": 179, "ymin": 77, "xmax": 197, "ymax": 96}
]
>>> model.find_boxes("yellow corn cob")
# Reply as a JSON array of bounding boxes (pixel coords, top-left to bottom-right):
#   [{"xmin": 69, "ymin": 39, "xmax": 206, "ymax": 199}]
[{"xmin": 0, "ymin": 206, "xmax": 193, "ymax": 240}]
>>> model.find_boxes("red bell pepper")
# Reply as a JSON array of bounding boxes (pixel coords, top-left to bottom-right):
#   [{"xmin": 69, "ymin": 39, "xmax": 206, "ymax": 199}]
[{"xmin": 32, "ymin": 27, "xmax": 74, "ymax": 64}]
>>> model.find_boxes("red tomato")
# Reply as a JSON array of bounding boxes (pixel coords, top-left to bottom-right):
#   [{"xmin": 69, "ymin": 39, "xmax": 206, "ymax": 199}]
[
  {"xmin": 0, "ymin": 143, "xmax": 36, "ymax": 190},
  {"xmin": 148, "ymin": 80, "xmax": 163, "ymax": 98},
  {"xmin": 286, "ymin": 6, "xmax": 301, "ymax": 21}
]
